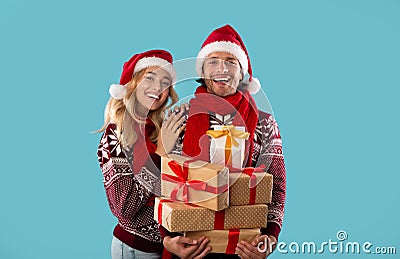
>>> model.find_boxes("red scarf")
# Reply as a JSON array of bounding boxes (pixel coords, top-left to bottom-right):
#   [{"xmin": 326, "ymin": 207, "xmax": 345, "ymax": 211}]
[
  {"xmin": 182, "ymin": 85, "xmax": 259, "ymax": 167},
  {"xmin": 132, "ymin": 119, "xmax": 157, "ymax": 173}
]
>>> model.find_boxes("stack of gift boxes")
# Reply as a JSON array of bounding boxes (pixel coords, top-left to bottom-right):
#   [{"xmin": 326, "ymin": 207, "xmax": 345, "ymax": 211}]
[{"xmin": 154, "ymin": 126, "xmax": 273, "ymax": 254}]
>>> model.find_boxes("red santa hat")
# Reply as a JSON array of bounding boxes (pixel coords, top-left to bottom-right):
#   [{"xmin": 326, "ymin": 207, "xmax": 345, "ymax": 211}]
[
  {"xmin": 195, "ymin": 24, "xmax": 261, "ymax": 94},
  {"xmin": 109, "ymin": 49, "xmax": 176, "ymax": 100}
]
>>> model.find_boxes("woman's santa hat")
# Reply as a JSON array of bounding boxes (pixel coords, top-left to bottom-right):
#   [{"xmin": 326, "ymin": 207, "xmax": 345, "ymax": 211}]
[
  {"xmin": 109, "ymin": 49, "xmax": 176, "ymax": 100},
  {"xmin": 196, "ymin": 24, "xmax": 261, "ymax": 94}
]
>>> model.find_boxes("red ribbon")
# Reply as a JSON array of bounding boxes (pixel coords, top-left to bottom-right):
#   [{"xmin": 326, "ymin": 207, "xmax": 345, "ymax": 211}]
[
  {"xmin": 231, "ymin": 165, "xmax": 266, "ymax": 204},
  {"xmin": 157, "ymin": 199, "xmax": 174, "ymax": 225},
  {"xmin": 226, "ymin": 228, "xmax": 241, "ymax": 254},
  {"xmin": 168, "ymin": 159, "xmax": 189, "ymax": 180},
  {"xmin": 162, "ymin": 160, "xmax": 228, "ymax": 202},
  {"xmin": 213, "ymin": 210, "xmax": 225, "ymax": 230}
]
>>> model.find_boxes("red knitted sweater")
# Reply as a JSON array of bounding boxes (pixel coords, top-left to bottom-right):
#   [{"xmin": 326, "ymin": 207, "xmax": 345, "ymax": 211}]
[{"xmin": 97, "ymin": 122, "xmax": 163, "ymax": 253}]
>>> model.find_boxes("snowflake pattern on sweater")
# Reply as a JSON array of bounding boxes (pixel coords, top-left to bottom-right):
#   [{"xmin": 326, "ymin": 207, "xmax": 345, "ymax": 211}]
[{"xmin": 97, "ymin": 123, "xmax": 162, "ymax": 244}]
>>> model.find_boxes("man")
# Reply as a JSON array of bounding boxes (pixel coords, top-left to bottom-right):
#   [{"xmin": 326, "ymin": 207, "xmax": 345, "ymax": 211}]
[{"xmin": 162, "ymin": 24, "xmax": 286, "ymax": 259}]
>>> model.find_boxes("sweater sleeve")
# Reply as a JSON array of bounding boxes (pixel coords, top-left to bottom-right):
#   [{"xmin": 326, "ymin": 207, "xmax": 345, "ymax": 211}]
[
  {"xmin": 170, "ymin": 130, "xmax": 185, "ymax": 156},
  {"xmin": 97, "ymin": 124, "xmax": 155, "ymax": 223},
  {"xmin": 254, "ymin": 113, "xmax": 286, "ymax": 240}
]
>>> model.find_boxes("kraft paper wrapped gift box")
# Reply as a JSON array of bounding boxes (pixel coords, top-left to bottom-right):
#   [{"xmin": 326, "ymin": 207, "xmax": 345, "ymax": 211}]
[
  {"xmin": 207, "ymin": 126, "xmax": 249, "ymax": 169},
  {"xmin": 184, "ymin": 228, "xmax": 261, "ymax": 254},
  {"xmin": 161, "ymin": 154, "xmax": 229, "ymax": 211},
  {"xmin": 154, "ymin": 197, "xmax": 268, "ymax": 232},
  {"xmin": 229, "ymin": 167, "xmax": 273, "ymax": 206}
]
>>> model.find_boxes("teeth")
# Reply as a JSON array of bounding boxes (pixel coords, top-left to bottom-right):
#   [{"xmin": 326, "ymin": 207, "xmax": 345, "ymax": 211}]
[
  {"xmin": 213, "ymin": 77, "xmax": 229, "ymax": 82},
  {"xmin": 146, "ymin": 93, "xmax": 160, "ymax": 100}
]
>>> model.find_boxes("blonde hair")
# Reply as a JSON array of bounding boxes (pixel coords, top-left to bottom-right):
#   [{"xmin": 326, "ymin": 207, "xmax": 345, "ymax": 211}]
[{"xmin": 98, "ymin": 68, "xmax": 178, "ymax": 149}]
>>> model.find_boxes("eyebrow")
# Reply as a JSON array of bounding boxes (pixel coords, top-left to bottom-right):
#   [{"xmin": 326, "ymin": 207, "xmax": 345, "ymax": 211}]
[
  {"xmin": 207, "ymin": 56, "xmax": 238, "ymax": 62},
  {"xmin": 226, "ymin": 57, "xmax": 238, "ymax": 61},
  {"xmin": 146, "ymin": 71, "xmax": 171, "ymax": 81}
]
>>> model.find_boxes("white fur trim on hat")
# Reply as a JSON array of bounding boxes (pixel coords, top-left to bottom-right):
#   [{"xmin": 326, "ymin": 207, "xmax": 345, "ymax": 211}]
[
  {"xmin": 196, "ymin": 41, "xmax": 249, "ymax": 77},
  {"xmin": 109, "ymin": 84, "xmax": 127, "ymax": 100},
  {"xmin": 243, "ymin": 77, "xmax": 261, "ymax": 94},
  {"xmin": 134, "ymin": 57, "xmax": 176, "ymax": 83}
]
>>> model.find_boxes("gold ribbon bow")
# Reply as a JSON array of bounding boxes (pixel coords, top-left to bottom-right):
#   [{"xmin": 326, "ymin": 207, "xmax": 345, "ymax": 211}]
[{"xmin": 206, "ymin": 126, "xmax": 250, "ymax": 167}]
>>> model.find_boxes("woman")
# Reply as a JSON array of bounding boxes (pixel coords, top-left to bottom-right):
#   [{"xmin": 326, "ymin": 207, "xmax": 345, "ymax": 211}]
[{"xmin": 97, "ymin": 49, "xmax": 186, "ymax": 259}]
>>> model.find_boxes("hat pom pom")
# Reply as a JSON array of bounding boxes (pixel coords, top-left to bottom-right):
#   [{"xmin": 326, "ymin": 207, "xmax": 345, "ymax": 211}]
[
  {"xmin": 243, "ymin": 77, "xmax": 261, "ymax": 94},
  {"xmin": 109, "ymin": 84, "xmax": 127, "ymax": 100}
]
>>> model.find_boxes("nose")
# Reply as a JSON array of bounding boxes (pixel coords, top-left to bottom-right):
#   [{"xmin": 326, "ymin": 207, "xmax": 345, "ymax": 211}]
[
  {"xmin": 217, "ymin": 60, "xmax": 228, "ymax": 73},
  {"xmin": 151, "ymin": 79, "xmax": 162, "ymax": 92}
]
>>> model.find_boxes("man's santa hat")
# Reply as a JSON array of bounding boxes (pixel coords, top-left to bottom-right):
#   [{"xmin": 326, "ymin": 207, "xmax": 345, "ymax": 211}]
[
  {"xmin": 196, "ymin": 24, "xmax": 261, "ymax": 94},
  {"xmin": 109, "ymin": 49, "xmax": 176, "ymax": 100}
]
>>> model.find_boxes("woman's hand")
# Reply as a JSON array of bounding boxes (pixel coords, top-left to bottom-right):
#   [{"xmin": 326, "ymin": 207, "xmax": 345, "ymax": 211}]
[
  {"xmin": 156, "ymin": 104, "xmax": 189, "ymax": 155},
  {"xmin": 163, "ymin": 236, "xmax": 211, "ymax": 259}
]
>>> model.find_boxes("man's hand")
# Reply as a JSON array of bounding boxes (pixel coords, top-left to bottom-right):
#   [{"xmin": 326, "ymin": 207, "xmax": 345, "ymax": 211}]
[
  {"xmin": 235, "ymin": 235, "xmax": 277, "ymax": 259},
  {"xmin": 163, "ymin": 235, "xmax": 211, "ymax": 259}
]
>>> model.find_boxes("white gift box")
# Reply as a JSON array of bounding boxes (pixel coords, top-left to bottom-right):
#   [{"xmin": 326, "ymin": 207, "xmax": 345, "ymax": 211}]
[{"xmin": 208, "ymin": 126, "xmax": 248, "ymax": 169}]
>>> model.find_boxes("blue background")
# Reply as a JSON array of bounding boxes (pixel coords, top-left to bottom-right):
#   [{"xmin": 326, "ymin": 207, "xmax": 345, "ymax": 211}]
[{"xmin": 1, "ymin": 0, "xmax": 399, "ymax": 258}]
